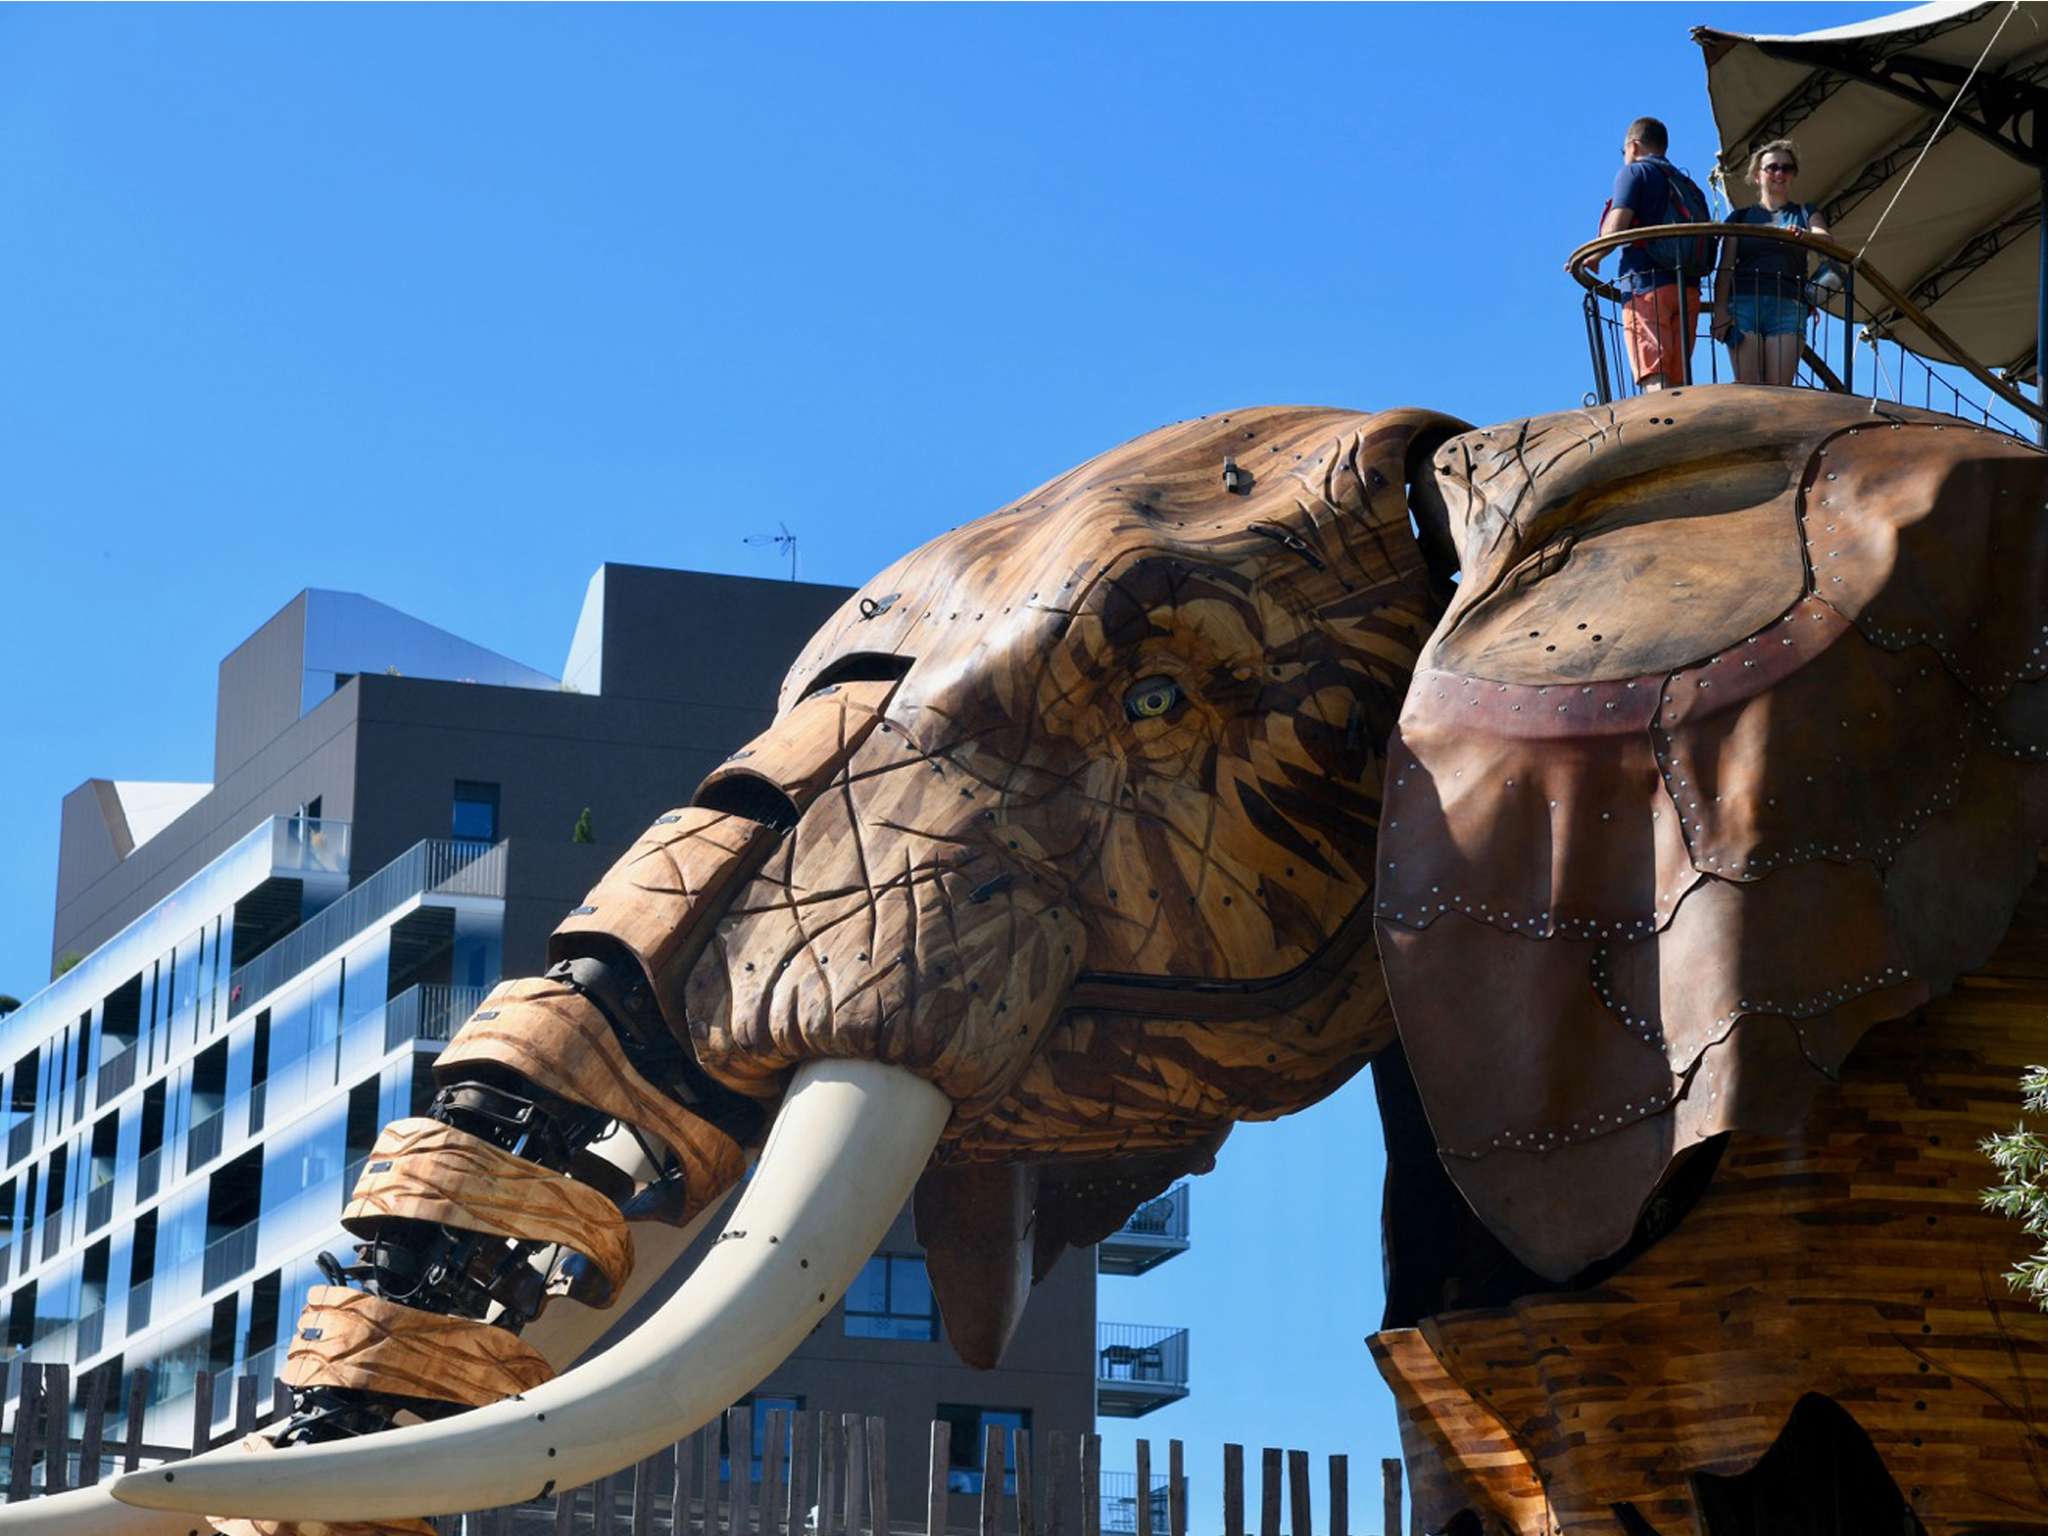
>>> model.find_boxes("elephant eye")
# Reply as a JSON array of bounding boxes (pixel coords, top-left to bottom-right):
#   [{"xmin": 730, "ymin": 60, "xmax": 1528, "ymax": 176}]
[{"xmin": 1123, "ymin": 676, "xmax": 1182, "ymax": 721}]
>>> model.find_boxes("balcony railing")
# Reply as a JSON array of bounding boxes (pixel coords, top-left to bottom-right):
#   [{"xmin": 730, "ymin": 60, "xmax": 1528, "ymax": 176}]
[
  {"xmin": 134, "ymin": 1146, "xmax": 162, "ymax": 1203},
  {"xmin": 1101, "ymin": 1471, "xmax": 1171, "ymax": 1536},
  {"xmin": 226, "ymin": 838, "xmax": 506, "ymax": 1016},
  {"xmin": 384, "ymin": 982, "xmax": 489, "ymax": 1053},
  {"xmin": 1099, "ymin": 1184, "xmax": 1191, "ymax": 1277},
  {"xmin": 96, "ymin": 1044, "xmax": 138, "ymax": 1105},
  {"xmin": 201, "ymin": 1219, "xmax": 259, "ymax": 1293},
  {"xmin": 186, "ymin": 1108, "xmax": 225, "ymax": 1171},
  {"xmin": 77, "ymin": 1305, "xmax": 104, "ymax": 1361},
  {"xmin": 84, "ymin": 1180, "xmax": 114, "ymax": 1234},
  {"xmin": 127, "ymin": 1277, "xmax": 153, "ymax": 1334},
  {"xmin": 7, "ymin": 1118, "xmax": 34, "ymax": 1167},
  {"xmin": 1097, "ymin": 1322, "xmax": 1190, "ymax": 1419},
  {"xmin": 1566, "ymin": 222, "xmax": 2048, "ymax": 441},
  {"xmin": 41, "ymin": 1217, "xmax": 61, "ymax": 1263}
]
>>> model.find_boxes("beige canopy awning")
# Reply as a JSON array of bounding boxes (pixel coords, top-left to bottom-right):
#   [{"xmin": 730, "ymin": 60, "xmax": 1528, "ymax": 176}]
[{"xmin": 1696, "ymin": 0, "xmax": 2048, "ymax": 378}]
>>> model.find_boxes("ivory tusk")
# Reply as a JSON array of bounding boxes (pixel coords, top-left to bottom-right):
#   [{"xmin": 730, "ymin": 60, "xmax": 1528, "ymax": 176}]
[
  {"xmin": 0, "ymin": 1187, "xmax": 743, "ymax": 1536},
  {"xmin": 110, "ymin": 1059, "xmax": 951, "ymax": 1523}
]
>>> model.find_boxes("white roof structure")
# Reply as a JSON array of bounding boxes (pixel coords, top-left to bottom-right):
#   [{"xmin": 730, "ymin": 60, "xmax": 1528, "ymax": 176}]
[{"xmin": 1696, "ymin": 0, "xmax": 2048, "ymax": 375}]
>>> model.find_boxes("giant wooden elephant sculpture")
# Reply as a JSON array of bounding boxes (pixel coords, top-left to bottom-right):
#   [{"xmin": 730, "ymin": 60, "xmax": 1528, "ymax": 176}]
[{"xmin": 48, "ymin": 389, "xmax": 2048, "ymax": 1535}]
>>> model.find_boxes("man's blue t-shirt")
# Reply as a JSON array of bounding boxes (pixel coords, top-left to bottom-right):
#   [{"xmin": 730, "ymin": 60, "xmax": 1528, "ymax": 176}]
[{"xmin": 1612, "ymin": 155, "xmax": 1677, "ymax": 293}]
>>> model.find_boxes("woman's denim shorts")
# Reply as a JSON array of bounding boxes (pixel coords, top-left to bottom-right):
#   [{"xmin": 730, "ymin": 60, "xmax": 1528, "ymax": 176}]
[{"xmin": 1729, "ymin": 291, "xmax": 1807, "ymax": 338}]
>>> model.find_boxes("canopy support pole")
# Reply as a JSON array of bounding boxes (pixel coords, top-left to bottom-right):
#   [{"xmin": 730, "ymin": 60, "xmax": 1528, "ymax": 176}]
[{"xmin": 2038, "ymin": 166, "xmax": 2047, "ymax": 447}]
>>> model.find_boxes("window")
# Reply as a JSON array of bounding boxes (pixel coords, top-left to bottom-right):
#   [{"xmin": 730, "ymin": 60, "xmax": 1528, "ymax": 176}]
[
  {"xmin": 844, "ymin": 1253, "xmax": 938, "ymax": 1341},
  {"xmin": 452, "ymin": 781, "xmax": 500, "ymax": 843},
  {"xmin": 937, "ymin": 1404, "xmax": 1029, "ymax": 1495}
]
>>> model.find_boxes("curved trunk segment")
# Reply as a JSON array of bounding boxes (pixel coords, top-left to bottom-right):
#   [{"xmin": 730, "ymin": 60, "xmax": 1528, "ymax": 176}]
[{"xmin": 109, "ymin": 1059, "xmax": 949, "ymax": 1525}]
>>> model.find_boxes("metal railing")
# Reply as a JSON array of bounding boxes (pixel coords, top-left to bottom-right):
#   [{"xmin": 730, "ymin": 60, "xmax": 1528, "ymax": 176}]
[
  {"xmin": 96, "ymin": 1044, "xmax": 138, "ymax": 1105},
  {"xmin": 226, "ymin": 837, "xmax": 506, "ymax": 1017},
  {"xmin": 1100, "ymin": 1471, "xmax": 1171, "ymax": 1536},
  {"xmin": 1566, "ymin": 222, "xmax": 2046, "ymax": 441},
  {"xmin": 186, "ymin": 1108, "xmax": 224, "ymax": 1171},
  {"xmin": 1097, "ymin": 1323, "xmax": 1189, "ymax": 1387},
  {"xmin": 200, "ymin": 1219, "xmax": 259, "ymax": 1293},
  {"xmin": 126, "ymin": 1277, "xmax": 152, "ymax": 1334},
  {"xmin": 1120, "ymin": 1185, "xmax": 1189, "ymax": 1240},
  {"xmin": 84, "ymin": 1180, "xmax": 113, "ymax": 1234},
  {"xmin": 134, "ymin": 1146, "xmax": 162, "ymax": 1203},
  {"xmin": 40, "ymin": 1218, "xmax": 60, "ymax": 1264},
  {"xmin": 383, "ymin": 982, "xmax": 489, "ymax": 1053},
  {"xmin": 76, "ymin": 1305, "xmax": 104, "ymax": 1361},
  {"xmin": 7, "ymin": 1119, "xmax": 33, "ymax": 1168}
]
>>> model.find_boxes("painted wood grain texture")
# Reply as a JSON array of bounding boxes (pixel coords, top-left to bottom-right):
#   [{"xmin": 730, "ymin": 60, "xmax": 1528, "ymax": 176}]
[
  {"xmin": 342, "ymin": 1116, "xmax": 633, "ymax": 1299},
  {"xmin": 437, "ymin": 975, "xmax": 743, "ymax": 1220},
  {"xmin": 1376, "ymin": 866, "xmax": 2048, "ymax": 1534},
  {"xmin": 280, "ymin": 1285, "xmax": 551, "ymax": 1409}
]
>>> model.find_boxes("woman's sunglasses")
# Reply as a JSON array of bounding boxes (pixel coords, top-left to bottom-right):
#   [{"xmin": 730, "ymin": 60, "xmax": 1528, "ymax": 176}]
[{"xmin": 1762, "ymin": 163, "xmax": 1797, "ymax": 176}]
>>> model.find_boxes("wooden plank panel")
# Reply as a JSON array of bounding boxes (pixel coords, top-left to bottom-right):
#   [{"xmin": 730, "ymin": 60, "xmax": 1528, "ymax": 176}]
[
  {"xmin": 729, "ymin": 1407, "xmax": 753, "ymax": 1536},
  {"xmin": 675, "ymin": 1431, "xmax": 697, "ymax": 1536},
  {"xmin": 980, "ymin": 1424, "xmax": 1003, "ymax": 1536},
  {"xmin": 122, "ymin": 1368, "xmax": 147, "ymax": 1473},
  {"xmin": 762, "ymin": 1410, "xmax": 788, "ymax": 1536},
  {"xmin": 190, "ymin": 1370, "xmax": 212, "ymax": 1458},
  {"xmin": 1286, "ymin": 1451, "xmax": 1309, "ymax": 1536},
  {"xmin": 843, "ymin": 1413, "xmax": 865, "ymax": 1536},
  {"xmin": 1134, "ymin": 1440, "xmax": 1151, "ymax": 1536},
  {"xmin": 1079, "ymin": 1435, "xmax": 1100, "ymax": 1536},
  {"xmin": 9, "ymin": 1364, "xmax": 39, "ymax": 1502},
  {"xmin": 818, "ymin": 1408, "xmax": 839, "ymax": 1536},
  {"xmin": 1258, "ymin": 1450, "xmax": 1280, "ymax": 1536},
  {"xmin": 41, "ymin": 1365, "xmax": 67, "ymax": 1496},
  {"xmin": 1046, "ymin": 1429, "xmax": 1068, "ymax": 1536},
  {"xmin": 1379, "ymin": 1459, "xmax": 1398, "ymax": 1536},
  {"xmin": 788, "ymin": 1408, "xmax": 814, "ymax": 1536},
  {"xmin": 1012, "ymin": 1428, "xmax": 1033, "ymax": 1536},
  {"xmin": 704, "ymin": 1420, "xmax": 723, "ymax": 1536},
  {"xmin": 1326, "ymin": 1457, "xmax": 1347, "ymax": 1536},
  {"xmin": 867, "ymin": 1416, "xmax": 889, "ymax": 1536},
  {"xmin": 1167, "ymin": 1441, "xmax": 1184, "ymax": 1536},
  {"xmin": 927, "ymin": 1419, "xmax": 951, "ymax": 1536},
  {"xmin": 235, "ymin": 1373, "xmax": 257, "ymax": 1437},
  {"xmin": 631, "ymin": 1452, "xmax": 659, "ymax": 1536},
  {"xmin": 77, "ymin": 1369, "xmax": 105, "ymax": 1489},
  {"xmin": 1222, "ymin": 1445, "xmax": 1245, "ymax": 1536}
]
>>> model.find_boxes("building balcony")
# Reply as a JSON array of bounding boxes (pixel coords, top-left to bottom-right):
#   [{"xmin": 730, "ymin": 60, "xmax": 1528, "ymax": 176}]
[
  {"xmin": 226, "ymin": 837, "xmax": 505, "ymax": 1017},
  {"xmin": 384, "ymin": 981, "xmax": 490, "ymax": 1053},
  {"xmin": 1097, "ymin": 1322, "xmax": 1189, "ymax": 1419},
  {"xmin": 1098, "ymin": 1182, "xmax": 1190, "ymax": 1277}
]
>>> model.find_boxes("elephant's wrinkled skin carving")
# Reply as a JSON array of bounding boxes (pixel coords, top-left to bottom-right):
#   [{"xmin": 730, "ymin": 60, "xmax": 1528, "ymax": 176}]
[{"xmin": 70, "ymin": 389, "xmax": 2048, "ymax": 1536}]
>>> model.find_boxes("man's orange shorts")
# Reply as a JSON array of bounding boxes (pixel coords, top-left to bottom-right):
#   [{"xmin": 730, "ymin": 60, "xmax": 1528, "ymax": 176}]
[{"xmin": 1622, "ymin": 281, "xmax": 1701, "ymax": 386}]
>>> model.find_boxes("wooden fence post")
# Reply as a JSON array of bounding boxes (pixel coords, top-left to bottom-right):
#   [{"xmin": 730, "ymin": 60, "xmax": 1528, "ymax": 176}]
[
  {"xmin": 843, "ymin": 1413, "xmax": 865, "ymax": 1536},
  {"xmin": 235, "ymin": 1373, "xmax": 258, "ymax": 1437},
  {"xmin": 1286, "ymin": 1451, "xmax": 1310, "ymax": 1536},
  {"xmin": 705, "ymin": 1421, "xmax": 725, "ymax": 1536},
  {"xmin": 729, "ymin": 1407, "xmax": 753, "ymax": 1536},
  {"xmin": 762, "ymin": 1410, "xmax": 788, "ymax": 1536},
  {"xmin": 41, "ymin": 1365, "xmax": 69, "ymax": 1496},
  {"xmin": 191, "ymin": 1370, "xmax": 213, "ymax": 1457},
  {"xmin": 675, "ymin": 1431, "xmax": 698, "ymax": 1536},
  {"xmin": 1045, "ymin": 1429, "xmax": 1068, "ymax": 1536},
  {"xmin": 1380, "ymin": 1459, "xmax": 1400, "ymax": 1536},
  {"xmin": 1135, "ymin": 1439, "xmax": 1152, "ymax": 1536},
  {"xmin": 122, "ymin": 1367, "xmax": 148, "ymax": 1472},
  {"xmin": 630, "ymin": 1449, "xmax": 660, "ymax": 1536},
  {"xmin": 1012, "ymin": 1428, "xmax": 1033, "ymax": 1536},
  {"xmin": 866, "ymin": 1416, "xmax": 889, "ymax": 1536},
  {"xmin": 818, "ymin": 1410, "xmax": 840, "ymax": 1536},
  {"xmin": 1167, "ymin": 1440, "xmax": 1184, "ymax": 1536},
  {"xmin": 1259, "ymin": 1450, "xmax": 1281, "ymax": 1536},
  {"xmin": 8, "ymin": 1363, "xmax": 39, "ymax": 1503},
  {"xmin": 1328, "ymin": 1456, "xmax": 1347, "ymax": 1536},
  {"xmin": 77, "ymin": 1368, "xmax": 106, "ymax": 1488},
  {"xmin": 272, "ymin": 1377, "xmax": 292, "ymax": 1426},
  {"xmin": 788, "ymin": 1409, "xmax": 814, "ymax": 1536},
  {"xmin": 979, "ymin": 1423, "xmax": 1003, "ymax": 1536},
  {"xmin": 926, "ymin": 1419, "xmax": 951, "ymax": 1536},
  {"xmin": 554, "ymin": 1470, "xmax": 576, "ymax": 1536},
  {"xmin": 1079, "ymin": 1434, "xmax": 1100, "ymax": 1536},
  {"xmin": 1222, "ymin": 1445, "xmax": 1245, "ymax": 1536}
]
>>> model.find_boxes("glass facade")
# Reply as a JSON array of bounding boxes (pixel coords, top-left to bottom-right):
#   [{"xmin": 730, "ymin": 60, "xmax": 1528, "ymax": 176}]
[{"xmin": 0, "ymin": 816, "xmax": 507, "ymax": 1440}]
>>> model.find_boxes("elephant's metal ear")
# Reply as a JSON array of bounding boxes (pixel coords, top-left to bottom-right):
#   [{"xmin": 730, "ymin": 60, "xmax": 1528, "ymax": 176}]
[{"xmin": 1378, "ymin": 391, "xmax": 2048, "ymax": 1280}]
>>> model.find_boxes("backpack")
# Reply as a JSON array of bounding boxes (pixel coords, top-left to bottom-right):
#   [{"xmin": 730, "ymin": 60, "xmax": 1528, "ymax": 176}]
[{"xmin": 1640, "ymin": 162, "xmax": 1716, "ymax": 276}]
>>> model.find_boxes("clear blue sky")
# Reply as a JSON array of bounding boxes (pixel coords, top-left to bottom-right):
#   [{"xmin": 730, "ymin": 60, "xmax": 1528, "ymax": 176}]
[{"xmin": 0, "ymin": 3, "xmax": 1888, "ymax": 1528}]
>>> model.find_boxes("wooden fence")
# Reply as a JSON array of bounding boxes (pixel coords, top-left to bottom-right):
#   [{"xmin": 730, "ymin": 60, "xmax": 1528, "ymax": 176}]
[{"xmin": 0, "ymin": 1364, "xmax": 1410, "ymax": 1536}]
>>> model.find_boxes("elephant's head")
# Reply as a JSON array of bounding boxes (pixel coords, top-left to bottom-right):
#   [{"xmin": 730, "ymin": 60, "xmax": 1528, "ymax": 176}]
[{"xmin": 105, "ymin": 388, "xmax": 2048, "ymax": 1533}]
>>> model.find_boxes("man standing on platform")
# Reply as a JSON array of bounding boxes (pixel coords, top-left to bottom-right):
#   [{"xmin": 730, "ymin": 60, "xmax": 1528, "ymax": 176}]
[{"xmin": 1598, "ymin": 116, "xmax": 1701, "ymax": 392}]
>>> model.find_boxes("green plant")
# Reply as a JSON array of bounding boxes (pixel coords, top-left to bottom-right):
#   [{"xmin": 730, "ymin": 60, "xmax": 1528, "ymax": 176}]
[
  {"xmin": 0, "ymin": 995, "xmax": 19, "ymax": 1017},
  {"xmin": 52, "ymin": 953, "xmax": 82, "ymax": 979},
  {"xmin": 572, "ymin": 807, "xmax": 594, "ymax": 844},
  {"xmin": 1982, "ymin": 1065, "xmax": 2048, "ymax": 1309}
]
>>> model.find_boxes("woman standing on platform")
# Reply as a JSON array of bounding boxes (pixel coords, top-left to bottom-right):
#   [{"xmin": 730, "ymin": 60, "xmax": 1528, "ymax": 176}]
[{"xmin": 1711, "ymin": 139, "xmax": 1830, "ymax": 387}]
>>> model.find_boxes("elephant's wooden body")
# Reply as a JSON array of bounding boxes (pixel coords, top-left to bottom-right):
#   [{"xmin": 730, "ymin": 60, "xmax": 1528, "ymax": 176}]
[{"xmin": 70, "ymin": 388, "xmax": 2048, "ymax": 1536}]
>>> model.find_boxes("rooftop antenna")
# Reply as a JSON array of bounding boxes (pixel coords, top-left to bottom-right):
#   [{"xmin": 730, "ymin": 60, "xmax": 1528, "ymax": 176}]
[{"xmin": 744, "ymin": 521, "xmax": 798, "ymax": 581}]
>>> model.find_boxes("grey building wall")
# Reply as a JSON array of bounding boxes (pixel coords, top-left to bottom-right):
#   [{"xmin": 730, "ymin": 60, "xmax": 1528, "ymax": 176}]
[{"xmin": 214, "ymin": 592, "xmax": 312, "ymax": 784}]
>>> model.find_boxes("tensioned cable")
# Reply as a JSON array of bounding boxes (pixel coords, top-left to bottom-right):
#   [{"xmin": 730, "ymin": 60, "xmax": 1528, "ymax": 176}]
[{"xmin": 1856, "ymin": 0, "xmax": 2026, "ymax": 263}]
